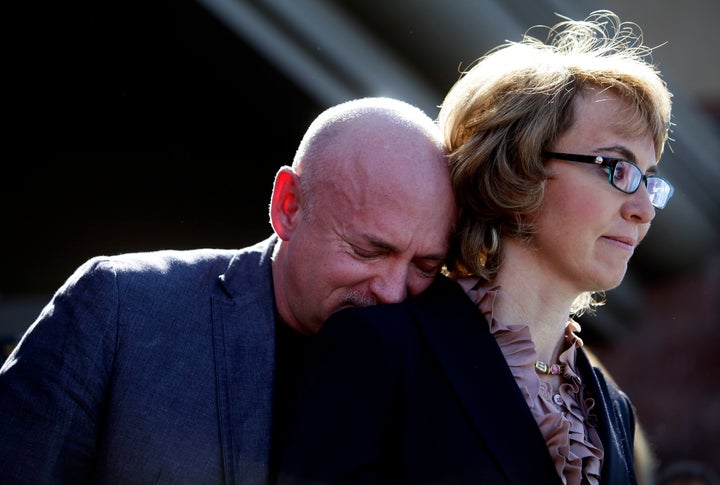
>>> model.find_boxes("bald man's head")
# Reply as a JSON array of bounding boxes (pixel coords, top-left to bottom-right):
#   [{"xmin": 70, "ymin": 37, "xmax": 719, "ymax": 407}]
[
  {"xmin": 291, "ymin": 97, "xmax": 446, "ymax": 220},
  {"xmin": 269, "ymin": 97, "xmax": 456, "ymax": 335}
]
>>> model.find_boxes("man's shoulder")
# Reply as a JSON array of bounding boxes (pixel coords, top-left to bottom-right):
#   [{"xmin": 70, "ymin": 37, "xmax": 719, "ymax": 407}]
[
  {"xmin": 230, "ymin": 235, "xmax": 277, "ymax": 266},
  {"xmin": 79, "ymin": 235, "xmax": 277, "ymax": 276},
  {"xmin": 82, "ymin": 248, "xmax": 235, "ymax": 276}
]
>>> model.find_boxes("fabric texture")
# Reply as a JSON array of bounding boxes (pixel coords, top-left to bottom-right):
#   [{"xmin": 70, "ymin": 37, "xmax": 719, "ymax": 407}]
[
  {"xmin": 457, "ymin": 278, "xmax": 603, "ymax": 484},
  {"xmin": 0, "ymin": 235, "xmax": 280, "ymax": 485},
  {"xmin": 278, "ymin": 274, "xmax": 637, "ymax": 485}
]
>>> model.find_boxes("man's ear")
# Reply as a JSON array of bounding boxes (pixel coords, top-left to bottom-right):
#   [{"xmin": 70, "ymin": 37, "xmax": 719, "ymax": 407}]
[{"xmin": 269, "ymin": 166, "xmax": 302, "ymax": 241}]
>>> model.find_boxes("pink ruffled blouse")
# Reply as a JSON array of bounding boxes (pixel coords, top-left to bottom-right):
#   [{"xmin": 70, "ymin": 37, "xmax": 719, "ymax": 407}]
[{"xmin": 457, "ymin": 277, "xmax": 604, "ymax": 485}]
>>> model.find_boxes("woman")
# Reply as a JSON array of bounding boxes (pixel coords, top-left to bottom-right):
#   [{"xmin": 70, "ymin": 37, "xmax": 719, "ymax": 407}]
[{"xmin": 276, "ymin": 10, "xmax": 673, "ymax": 485}]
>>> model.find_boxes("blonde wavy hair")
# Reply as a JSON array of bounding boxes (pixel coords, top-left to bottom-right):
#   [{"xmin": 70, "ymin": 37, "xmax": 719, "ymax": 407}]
[{"xmin": 439, "ymin": 10, "xmax": 672, "ymax": 314}]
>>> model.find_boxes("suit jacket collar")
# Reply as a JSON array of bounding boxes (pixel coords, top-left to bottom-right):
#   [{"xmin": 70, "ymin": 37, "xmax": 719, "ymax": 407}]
[
  {"xmin": 576, "ymin": 349, "xmax": 637, "ymax": 484},
  {"xmin": 213, "ymin": 235, "xmax": 279, "ymax": 484},
  {"xmin": 410, "ymin": 275, "xmax": 562, "ymax": 484}
]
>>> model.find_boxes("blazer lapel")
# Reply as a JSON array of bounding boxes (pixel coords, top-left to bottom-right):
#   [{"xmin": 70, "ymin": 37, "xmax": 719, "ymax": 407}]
[
  {"xmin": 576, "ymin": 349, "xmax": 637, "ymax": 484},
  {"xmin": 213, "ymin": 237, "xmax": 278, "ymax": 485},
  {"xmin": 410, "ymin": 276, "xmax": 561, "ymax": 484}
]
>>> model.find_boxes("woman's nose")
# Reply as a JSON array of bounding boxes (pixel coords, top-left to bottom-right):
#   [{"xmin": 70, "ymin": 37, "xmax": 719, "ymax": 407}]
[{"xmin": 622, "ymin": 184, "xmax": 656, "ymax": 223}]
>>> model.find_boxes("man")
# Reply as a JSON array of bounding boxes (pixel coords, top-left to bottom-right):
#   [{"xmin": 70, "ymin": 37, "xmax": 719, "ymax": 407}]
[{"xmin": 0, "ymin": 97, "xmax": 456, "ymax": 484}]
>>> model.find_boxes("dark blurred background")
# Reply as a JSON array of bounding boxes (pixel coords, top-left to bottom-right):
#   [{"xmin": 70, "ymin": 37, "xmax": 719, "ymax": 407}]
[{"xmin": 3, "ymin": 0, "xmax": 719, "ymax": 479}]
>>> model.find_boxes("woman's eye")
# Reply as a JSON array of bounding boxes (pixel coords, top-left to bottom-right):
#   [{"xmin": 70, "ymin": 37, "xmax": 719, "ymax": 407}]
[{"xmin": 613, "ymin": 162, "xmax": 628, "ymax": 182}]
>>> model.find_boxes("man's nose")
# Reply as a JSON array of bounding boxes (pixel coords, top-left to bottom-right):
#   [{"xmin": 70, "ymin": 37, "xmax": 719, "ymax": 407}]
[{"xmin": 369, "ymin": 264, "xmax": 409, "ymax": 304}]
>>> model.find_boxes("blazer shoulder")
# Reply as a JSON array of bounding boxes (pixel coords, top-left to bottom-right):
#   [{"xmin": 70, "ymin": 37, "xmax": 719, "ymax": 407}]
[
  {"xmin": 70, "ymin": 248, "xmax": 237, "ymax": 284},
  {"xmin": 407, "ymin": 275, "xmax": 481, "ymax": 326},
  {"xmin": 415, "ymin": 274, "xmax": 472, "ymax": 305},
  {"xmin": 318, "ymin": 275, "xmax": 478, "ymax": 353}
]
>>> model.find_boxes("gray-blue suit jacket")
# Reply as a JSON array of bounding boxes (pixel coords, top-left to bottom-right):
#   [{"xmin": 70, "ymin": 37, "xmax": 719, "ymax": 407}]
[{"xmin": 0, "ymin": 235, "xmax": 280, "ymax": 484}]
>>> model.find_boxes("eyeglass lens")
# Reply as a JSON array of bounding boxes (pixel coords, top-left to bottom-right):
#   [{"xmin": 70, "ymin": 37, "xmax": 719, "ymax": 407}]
[
  {"xmin": 647, "ymin": 177, "xmax": 673, "ymax": 208},
  {"xmin": 611, "ymin": 161, "xmax": 673, "ymax": 208},
  {"xmin": 612, "ymin": 161, "xmax": 642, "ymax": 193}
]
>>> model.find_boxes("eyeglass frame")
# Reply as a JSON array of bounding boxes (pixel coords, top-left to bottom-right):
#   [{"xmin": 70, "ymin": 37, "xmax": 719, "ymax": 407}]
[{"xmin": 542, "ymin": 151, "xmax": 675, "ymax": 209}]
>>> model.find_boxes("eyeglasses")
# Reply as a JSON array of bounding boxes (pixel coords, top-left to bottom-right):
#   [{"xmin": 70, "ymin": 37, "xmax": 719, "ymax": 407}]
[{"xmin": 542, "ymin": 151, "xmax": 674, "ymax": 209}]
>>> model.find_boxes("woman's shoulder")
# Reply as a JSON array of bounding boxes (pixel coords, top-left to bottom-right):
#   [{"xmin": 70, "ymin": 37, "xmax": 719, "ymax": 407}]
[
  {"xmin": 319, "ymin": 275, "xmax": 479, "ymax": 349},
  {"xmin": 325, "ymin": 275, "xmax": 467, "ymax": 323}
]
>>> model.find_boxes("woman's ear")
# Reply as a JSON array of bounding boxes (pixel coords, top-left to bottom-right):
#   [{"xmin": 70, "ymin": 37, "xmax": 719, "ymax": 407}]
[{"xmin": 269, "ymin": 166, "xmax": 302, "ymax": 241}]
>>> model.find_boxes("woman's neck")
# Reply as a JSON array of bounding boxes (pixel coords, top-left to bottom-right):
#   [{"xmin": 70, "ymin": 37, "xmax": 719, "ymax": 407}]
[{"xmin": 491, "ymin": 239, "xmax": 579, "ymax": 361}]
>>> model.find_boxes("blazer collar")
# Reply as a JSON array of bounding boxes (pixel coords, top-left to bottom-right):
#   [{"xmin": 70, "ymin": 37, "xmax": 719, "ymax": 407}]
[
  {"xmin": 576, "ymin": 349, "xmax": 637, "ymax": 484},
  {"xmin": 213, "ymin": 235, "xmax": 279, "ymax": 484},
  {"xmin": 410, "ymin": 276, "xmax": 562, "ymax": 484}
]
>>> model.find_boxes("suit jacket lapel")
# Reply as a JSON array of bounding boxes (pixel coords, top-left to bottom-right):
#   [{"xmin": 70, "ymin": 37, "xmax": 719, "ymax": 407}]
[
  {"xmin": 213, "ymin": 236, "xmax": 278, "ymax": 485},
  {"xmin": 410, "ymin": 276, "xmax": 561, "ymax": 484},
  {"xmin": 576, "ymin": 349, "xmax": 637, "ymax": 484}
]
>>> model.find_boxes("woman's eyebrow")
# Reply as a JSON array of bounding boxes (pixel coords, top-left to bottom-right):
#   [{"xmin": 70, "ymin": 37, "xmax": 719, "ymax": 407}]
[{"xmin": 599, "ymin": 145, "xmax": 658, "ymax": 173}]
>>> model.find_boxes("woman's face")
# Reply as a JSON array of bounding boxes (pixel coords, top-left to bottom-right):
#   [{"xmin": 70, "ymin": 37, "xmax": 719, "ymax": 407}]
[{"xmin": 532, "ymin": 88, "xmax": 658, "ymax": 294}]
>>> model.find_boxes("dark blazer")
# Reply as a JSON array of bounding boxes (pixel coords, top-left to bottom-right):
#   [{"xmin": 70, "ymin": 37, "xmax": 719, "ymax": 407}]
[
  {"xmin": 278, "ymin": 275, "xmax": 637, "ymax": 484},
  {"xmin": 0, "ymin": 235, "xmax": 280, "ymax": 484}
]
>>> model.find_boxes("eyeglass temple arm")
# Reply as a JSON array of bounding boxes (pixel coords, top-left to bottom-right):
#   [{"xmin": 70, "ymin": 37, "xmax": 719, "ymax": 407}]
[{"xmin": 542, "ymin": 152, "xmax": 605, "ymax": 165}]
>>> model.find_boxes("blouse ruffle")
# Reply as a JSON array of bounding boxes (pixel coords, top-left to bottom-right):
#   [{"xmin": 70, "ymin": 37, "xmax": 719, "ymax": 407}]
[{"xmin": 458, "ymin": 277, "xmax": 604, "ymax": 485}]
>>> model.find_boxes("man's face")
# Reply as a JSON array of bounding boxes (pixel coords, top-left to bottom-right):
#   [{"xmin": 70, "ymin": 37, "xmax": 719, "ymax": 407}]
[{"xmin": 274, "ymin": 151, "xmax": 456, "ymax": 335}]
